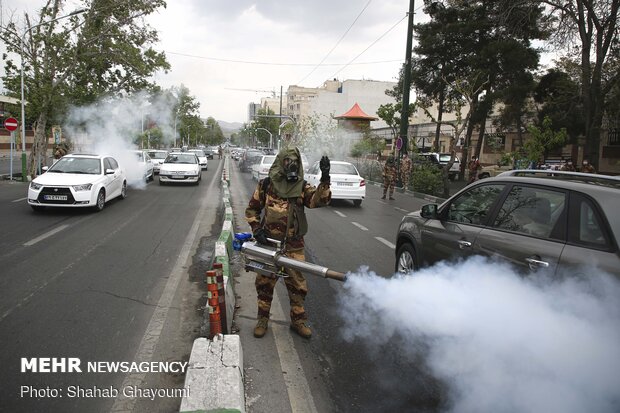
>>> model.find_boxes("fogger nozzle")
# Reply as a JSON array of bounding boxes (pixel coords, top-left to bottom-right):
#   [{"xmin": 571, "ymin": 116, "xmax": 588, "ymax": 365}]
[{"xmin": 241, "ymin": 241, "xmax": 347, "ymax": 282}]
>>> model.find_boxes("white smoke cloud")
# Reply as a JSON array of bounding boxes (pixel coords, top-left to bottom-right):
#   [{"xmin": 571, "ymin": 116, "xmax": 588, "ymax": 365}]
[
  {"xmin": 338, "ymin": 256, "xmax": 620, "ymax": 413},
  {"xmin": 63, "ymin": 92, "xmax": 177, "ymax": 189}
]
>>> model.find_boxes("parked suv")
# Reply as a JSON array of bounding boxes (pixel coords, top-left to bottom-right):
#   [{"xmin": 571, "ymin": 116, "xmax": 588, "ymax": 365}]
[{"xmin": 395, "ymin": 170, "xmax": 620, "ymax": 277}]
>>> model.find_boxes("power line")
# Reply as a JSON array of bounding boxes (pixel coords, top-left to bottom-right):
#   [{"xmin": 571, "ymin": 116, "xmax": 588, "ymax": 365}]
[
  {"xmin": 163, "ymin": 50, "xmax": 402, "ymax": 66},
  {"xmin": 296, "ymin": 0, "xmax": 372, "ymax": 85},
  {"xmin": 330, "ymin": 13, "xmax": 408, "ymax": 79}
]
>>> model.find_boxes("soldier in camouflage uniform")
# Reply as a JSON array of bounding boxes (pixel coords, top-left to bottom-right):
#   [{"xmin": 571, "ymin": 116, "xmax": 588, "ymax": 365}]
[
  {"xmin": 246, "ymin": 147, "xmax": 331, "ymax": 339},
  {"xmin": 381, "ymin": 156, "xmax": 397, "ymax": 200},
  {"xmin": 400, "ymin": 152, "xmax": 412, "ymax": 190}
]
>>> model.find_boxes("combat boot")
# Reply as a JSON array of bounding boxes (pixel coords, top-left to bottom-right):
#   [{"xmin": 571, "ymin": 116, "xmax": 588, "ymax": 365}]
[
  {"xmin": 381, "ymin": 195, "xmax": 386, "ymax": 199},
  {"xmin": 254, "ymin": 317, "xmax": 269, "ymax": 338},
  {"xmin": 290, "ymin": 320, "xmax": 312, "ymax": 339}
]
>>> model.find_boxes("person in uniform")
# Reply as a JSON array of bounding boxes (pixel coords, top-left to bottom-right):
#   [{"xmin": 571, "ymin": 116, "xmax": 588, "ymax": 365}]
[
  {"xmin": 581, "ymin": 159, "xmax": 596, "ymax": 174},
  {"xmin": 246, "ymin": 147, "xmax": 331, "ymax": 339},
  {"xmin": 400, "ymin": 152, "xmax": 412, "ymax": 190},
  {"xmin": 468, "ymin": 155, "xmax": 481, "ymax": 183},
  {"xmin": 561, "ymin": 159, "xmax": 576, "ymax": 172},
  {"xmin": 381, "ymin": 156, "xmax": 397, "ymax": 200}
]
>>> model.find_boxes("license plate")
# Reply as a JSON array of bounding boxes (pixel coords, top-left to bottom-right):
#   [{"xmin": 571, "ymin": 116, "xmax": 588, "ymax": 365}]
[
  {"xmin": 172, "ymin": 175, "xmax": 185, "ymax": 179},
  {"xmin": 44, "ymin": 195, "xmax": 68, "ymax": 201},
  {"xmin": 337, "ymin": 182, "xmax": 353, "ymax": 186}
]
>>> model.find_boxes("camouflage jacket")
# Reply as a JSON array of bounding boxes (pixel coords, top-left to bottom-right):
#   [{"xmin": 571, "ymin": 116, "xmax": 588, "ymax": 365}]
[
  {"xmin": 245, "ymin": 179, "xmax": 331, "ymax": 251},
  {"xmin": 400, "ymin": 157, "xmax": 412, "ymax": 176},
  {"xmin": 383, "ymin": 163, "xmax": 397, "ymax": 183}
]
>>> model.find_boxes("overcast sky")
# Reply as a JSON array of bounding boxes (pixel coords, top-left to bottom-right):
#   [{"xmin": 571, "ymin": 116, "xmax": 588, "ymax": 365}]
[{"xmin": 2, "ymin": 0, "xmax": 422, "ymax": 124}]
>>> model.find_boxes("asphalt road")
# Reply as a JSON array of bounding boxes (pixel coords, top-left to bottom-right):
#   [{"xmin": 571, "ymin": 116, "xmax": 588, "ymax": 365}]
[
  {"xmin": 0, "ymin": 160, "xmax": 224, "ymax": 413},
  {"xmin": 231, "ymin": 164, "xmax": 448, "ymax": 413}
]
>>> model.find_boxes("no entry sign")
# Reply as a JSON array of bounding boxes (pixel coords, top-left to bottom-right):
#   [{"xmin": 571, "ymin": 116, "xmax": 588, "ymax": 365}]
[{"xmin": 4, "ymin": 117, "xmax": 18, "ymax": 132}]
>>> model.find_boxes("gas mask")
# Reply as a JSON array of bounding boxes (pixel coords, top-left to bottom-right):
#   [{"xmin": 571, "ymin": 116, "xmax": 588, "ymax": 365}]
[{"xmin": 283, "ymin": 157, "xmax": 300, "ymax": 182}]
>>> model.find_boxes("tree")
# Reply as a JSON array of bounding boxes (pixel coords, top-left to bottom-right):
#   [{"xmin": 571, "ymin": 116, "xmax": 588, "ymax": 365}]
[
  {"xmin": 524, "ymin": 115, "xmax": 568, "ymax": 162},
  {"xmin": 250, "ymin": 108, "xmax": 279, "ymax": 147},
  {"xmin": 377, "ymin": 102, "xmax": 414, "ymax": 140},
  {"xmin": 533, "ymin": 68, "xmax": 585, "ymax": 141},
  {"xmin": 1, "ymin": 0, "xmax": 169, "ymax": 177},
  {"xmin": 541, "ymin": 0, "xmax": 620, "ymax": 169}
]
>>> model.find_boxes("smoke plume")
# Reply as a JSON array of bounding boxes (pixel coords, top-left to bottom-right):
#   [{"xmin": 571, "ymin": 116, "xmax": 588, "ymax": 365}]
[
  {"xmin": 338, "ymin": 256, "xmax": 620, "ymax": 413},
  {"xmin": 63, "ymin": 92, "xmax": 177, "ymax": 189}
]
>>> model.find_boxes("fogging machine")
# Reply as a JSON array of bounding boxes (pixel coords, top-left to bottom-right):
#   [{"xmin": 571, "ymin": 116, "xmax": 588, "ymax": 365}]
[{"xmin": 234, "ymin": 233, "xmax": 347, "ymax": 282}]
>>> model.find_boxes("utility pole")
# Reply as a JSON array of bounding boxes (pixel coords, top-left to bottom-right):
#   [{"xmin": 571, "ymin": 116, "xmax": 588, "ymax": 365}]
[{"xmin": 399, "ymin": 0, "xmax": 415, "ymax": 156}]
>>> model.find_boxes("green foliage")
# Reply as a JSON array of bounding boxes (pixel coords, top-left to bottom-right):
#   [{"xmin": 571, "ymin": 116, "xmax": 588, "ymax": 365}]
[
  {"xmin": 351, "ymin": 134, "xmax": 385, "ymax": 158},
  {"xmin": 524, "ymin": 116, "xmax": 568, "ymax": 162},
  {"xmin": 411, "ymin": 164, "xmax": 443, "ymax": 197},
  {"xmin": 533, "ymin": 68, "xmax": 584, "ymax": 142}
]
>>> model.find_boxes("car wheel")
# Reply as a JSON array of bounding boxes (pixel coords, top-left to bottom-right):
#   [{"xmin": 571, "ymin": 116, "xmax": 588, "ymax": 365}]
[
  {"xmin": 94, "ymin": 189, "xmax": 105, "ymax": 212},
  {"xmin": 31, "ymin": 205, "xmax": 45, "ymax": 212},
  {"xmin": 395, "ymin": 242, "xmax": 417, "ymax": 274},
  {"xmin": 120, "ymin": 181, "xmax": 127, "ymax": 199},
  {"xmin": 353, "ymin": 200, "xmax": 362, "ymax": 207}
]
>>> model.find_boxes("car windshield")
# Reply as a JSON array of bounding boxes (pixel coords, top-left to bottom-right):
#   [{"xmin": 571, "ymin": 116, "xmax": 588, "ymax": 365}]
[
  {"xmin": 48, "ymin": 157, "xmax": 101, "ymax": 174},
  {"xmin": 148, "ymin": 151, "xmax": 167, "ymax": 159},
  {"xmin": 439, "ymin": 154, "xmax": 459, "ymax": 163},
  {"xmin": 262, "ymin": 156, "xmax": 276, "ymax": 165},
  {"xmin": 331, "ymin": 163, "xmax": 358, "ymax": 175},
  {"xmin": 190, "ymin": 150, "xmax": 206, "ymax": 157},
  {"xmin": 165, "ymin": 154, "xmax": 197, "ymax": 164}
]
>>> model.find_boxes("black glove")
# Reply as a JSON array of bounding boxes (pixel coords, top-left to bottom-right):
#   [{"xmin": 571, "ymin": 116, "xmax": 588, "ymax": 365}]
[
  {"xmin": 253, "ymin": 228, "xmax": 268, "ymax": 245},
  {"xmin": 320, "ymin": 156, "xmax": 330, "ymax": 183}
]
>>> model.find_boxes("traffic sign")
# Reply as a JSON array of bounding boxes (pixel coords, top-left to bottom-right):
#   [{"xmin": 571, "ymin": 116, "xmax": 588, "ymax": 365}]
[
  {"xmin": 395, "ymin": 137, "xmax": 403, "ymax": 150},
  {"xmin": 4, "ymin": 117, "xmax": 18, "ymax": 132}
]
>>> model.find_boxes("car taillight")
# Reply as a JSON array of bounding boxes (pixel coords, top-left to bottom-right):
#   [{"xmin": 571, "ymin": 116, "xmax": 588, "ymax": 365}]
[{"xmin": 360, "ymin": 179, "xmax": 366, "ymax": 186}]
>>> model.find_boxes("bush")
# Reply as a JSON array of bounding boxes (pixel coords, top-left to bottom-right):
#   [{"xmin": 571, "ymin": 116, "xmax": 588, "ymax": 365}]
[{"xmin": 410, "ymin": 165, "xmax": 443, "ymax": 196}]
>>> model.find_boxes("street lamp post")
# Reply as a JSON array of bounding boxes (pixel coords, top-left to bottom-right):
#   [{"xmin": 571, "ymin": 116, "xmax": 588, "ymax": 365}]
[
  {"xmin": 278, "ymin": 119, "xmax": 295, "ymax": 151},
  {"xmin": 255, "ymin": 127, "xmax": 273, "ymax": 149},
  {"xmin": 20, "ymin": 8, "xmax": 87, "ymax": 181}
]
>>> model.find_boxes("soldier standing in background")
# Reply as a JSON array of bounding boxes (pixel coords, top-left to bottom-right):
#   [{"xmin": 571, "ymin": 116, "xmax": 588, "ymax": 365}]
[
  {"xmin": 581, "ymin": 159, "xmax": 596, "ymax": 173},
  {"xmin": 561, "ymin": 160, "xmax": 576, "ymax": 172},
  {"xmin": 400, "ymin": 152, "xmax": 412, "ymax": 190},
  {"xmin": 381, "ymin": 156, "xmax": 397, "ymax": 200},
  {"xmin": 246, "ymin": 147, "xmax": 331, "ymax": 339}
]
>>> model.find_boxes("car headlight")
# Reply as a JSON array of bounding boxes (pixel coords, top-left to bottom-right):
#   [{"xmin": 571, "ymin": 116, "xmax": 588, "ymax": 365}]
[
  {"xmin": 30, "ymin": 182, "xmax": 43, "ymax": 190},
  {"xmin": 72, "ymin": 183, "xmax": 93, "ymax": 191}
]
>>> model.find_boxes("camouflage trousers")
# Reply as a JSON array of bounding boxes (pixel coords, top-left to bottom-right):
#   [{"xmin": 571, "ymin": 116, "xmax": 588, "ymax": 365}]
[
  {"xmin": 255, "ymin": 249, "xmax": 308, "ymax": 323},
  {"xmin": 400, "ymin": 174, "xmax": 410, "ymax": 190},
  {"xmin": 383, "ymin": 179, "xmax": 395, "ymax": 197}
]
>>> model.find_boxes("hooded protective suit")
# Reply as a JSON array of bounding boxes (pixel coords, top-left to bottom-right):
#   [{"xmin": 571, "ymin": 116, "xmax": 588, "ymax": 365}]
[{"xmin": 245, "ymin": 147, "xmax": 331, "ymax": 338}]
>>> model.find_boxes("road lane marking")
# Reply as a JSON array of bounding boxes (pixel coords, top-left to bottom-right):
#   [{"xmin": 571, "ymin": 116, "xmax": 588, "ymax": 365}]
[
  {"xmin": 375, "ymin": 237, "xmax": 396, "ymax": 249},
  {"xmin": 12, "ymin": 197, "xmax": 27, "ymax": 203},
  {"xmin": 111, "ymin": 159, "xmax": 222, "ymax": 412},
  {"xmin": 333, "ymin": 210, "xmax": 346, "ymax": 217},
  {"xmin": 351, "ymin": 222, "xmax": 368, "ymax": 231},
  {"xmin": 395, "ymin": 207, "xmax": 408, "ymax": 213},
  {"xmin": 23, "ymin": 225, "xmax": 69, "ymax": 246},
  {"xmin": 272, "ymin": 288, "xmax": 319, "ymax": 413}
]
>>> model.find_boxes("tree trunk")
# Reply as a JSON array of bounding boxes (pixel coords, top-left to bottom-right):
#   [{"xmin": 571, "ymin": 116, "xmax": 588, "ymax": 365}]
[
  {"xmin": 474, "ymin": 111, "xmax": 488, "ymax": 161},
  {"xmin": 434, "ymin": 89, "xmax": 445, "ymax": 151},
  {"xmin": 27, "ymin": 112, "xmax": 49, "ymax": 178}
]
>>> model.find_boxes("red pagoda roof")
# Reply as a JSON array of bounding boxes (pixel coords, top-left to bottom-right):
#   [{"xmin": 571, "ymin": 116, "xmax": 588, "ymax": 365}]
[{"xmin": 334, "ymin": 103, "xmax": 378, "ymax": 120}]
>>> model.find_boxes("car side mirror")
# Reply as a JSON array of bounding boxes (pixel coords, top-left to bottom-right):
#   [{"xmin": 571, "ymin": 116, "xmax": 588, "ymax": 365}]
[
  {"xmin": 105, "ymin": 168, "xmax": 115, "ymax": 175},
  {"xmin": 420, "ymin": 204, "xmax": 438, "ymax": 219},
  {"xmin": 42, "ymin": 166, "xmax": 49, "ymax": 172}
]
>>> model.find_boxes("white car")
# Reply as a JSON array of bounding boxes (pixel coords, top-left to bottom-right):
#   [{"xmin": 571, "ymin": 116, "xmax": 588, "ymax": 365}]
[
  {"xmin": 306, "ymin": 160, "xmax": 366, "ymax": 207},
  {"xmin": 159, "ymin": 152, "xmax": 202, "ymax": 185},
  {"xmin": 251, "ymin": 155, "xmax": 276, "ymax": 181},
  {"xmin": 147, "ymin": 150, "xmax": 169, "ymax": 174},
  {"xmin": 27, "ymin": 153, "xmax": 127, "ymax": 212},
  {"xmin": 188, "ymin": 149, "xmax": 208, "ymax": 170},
  {"xmin": 131, "ymin": 150, "xmax": 154, "ymax": 182}
]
